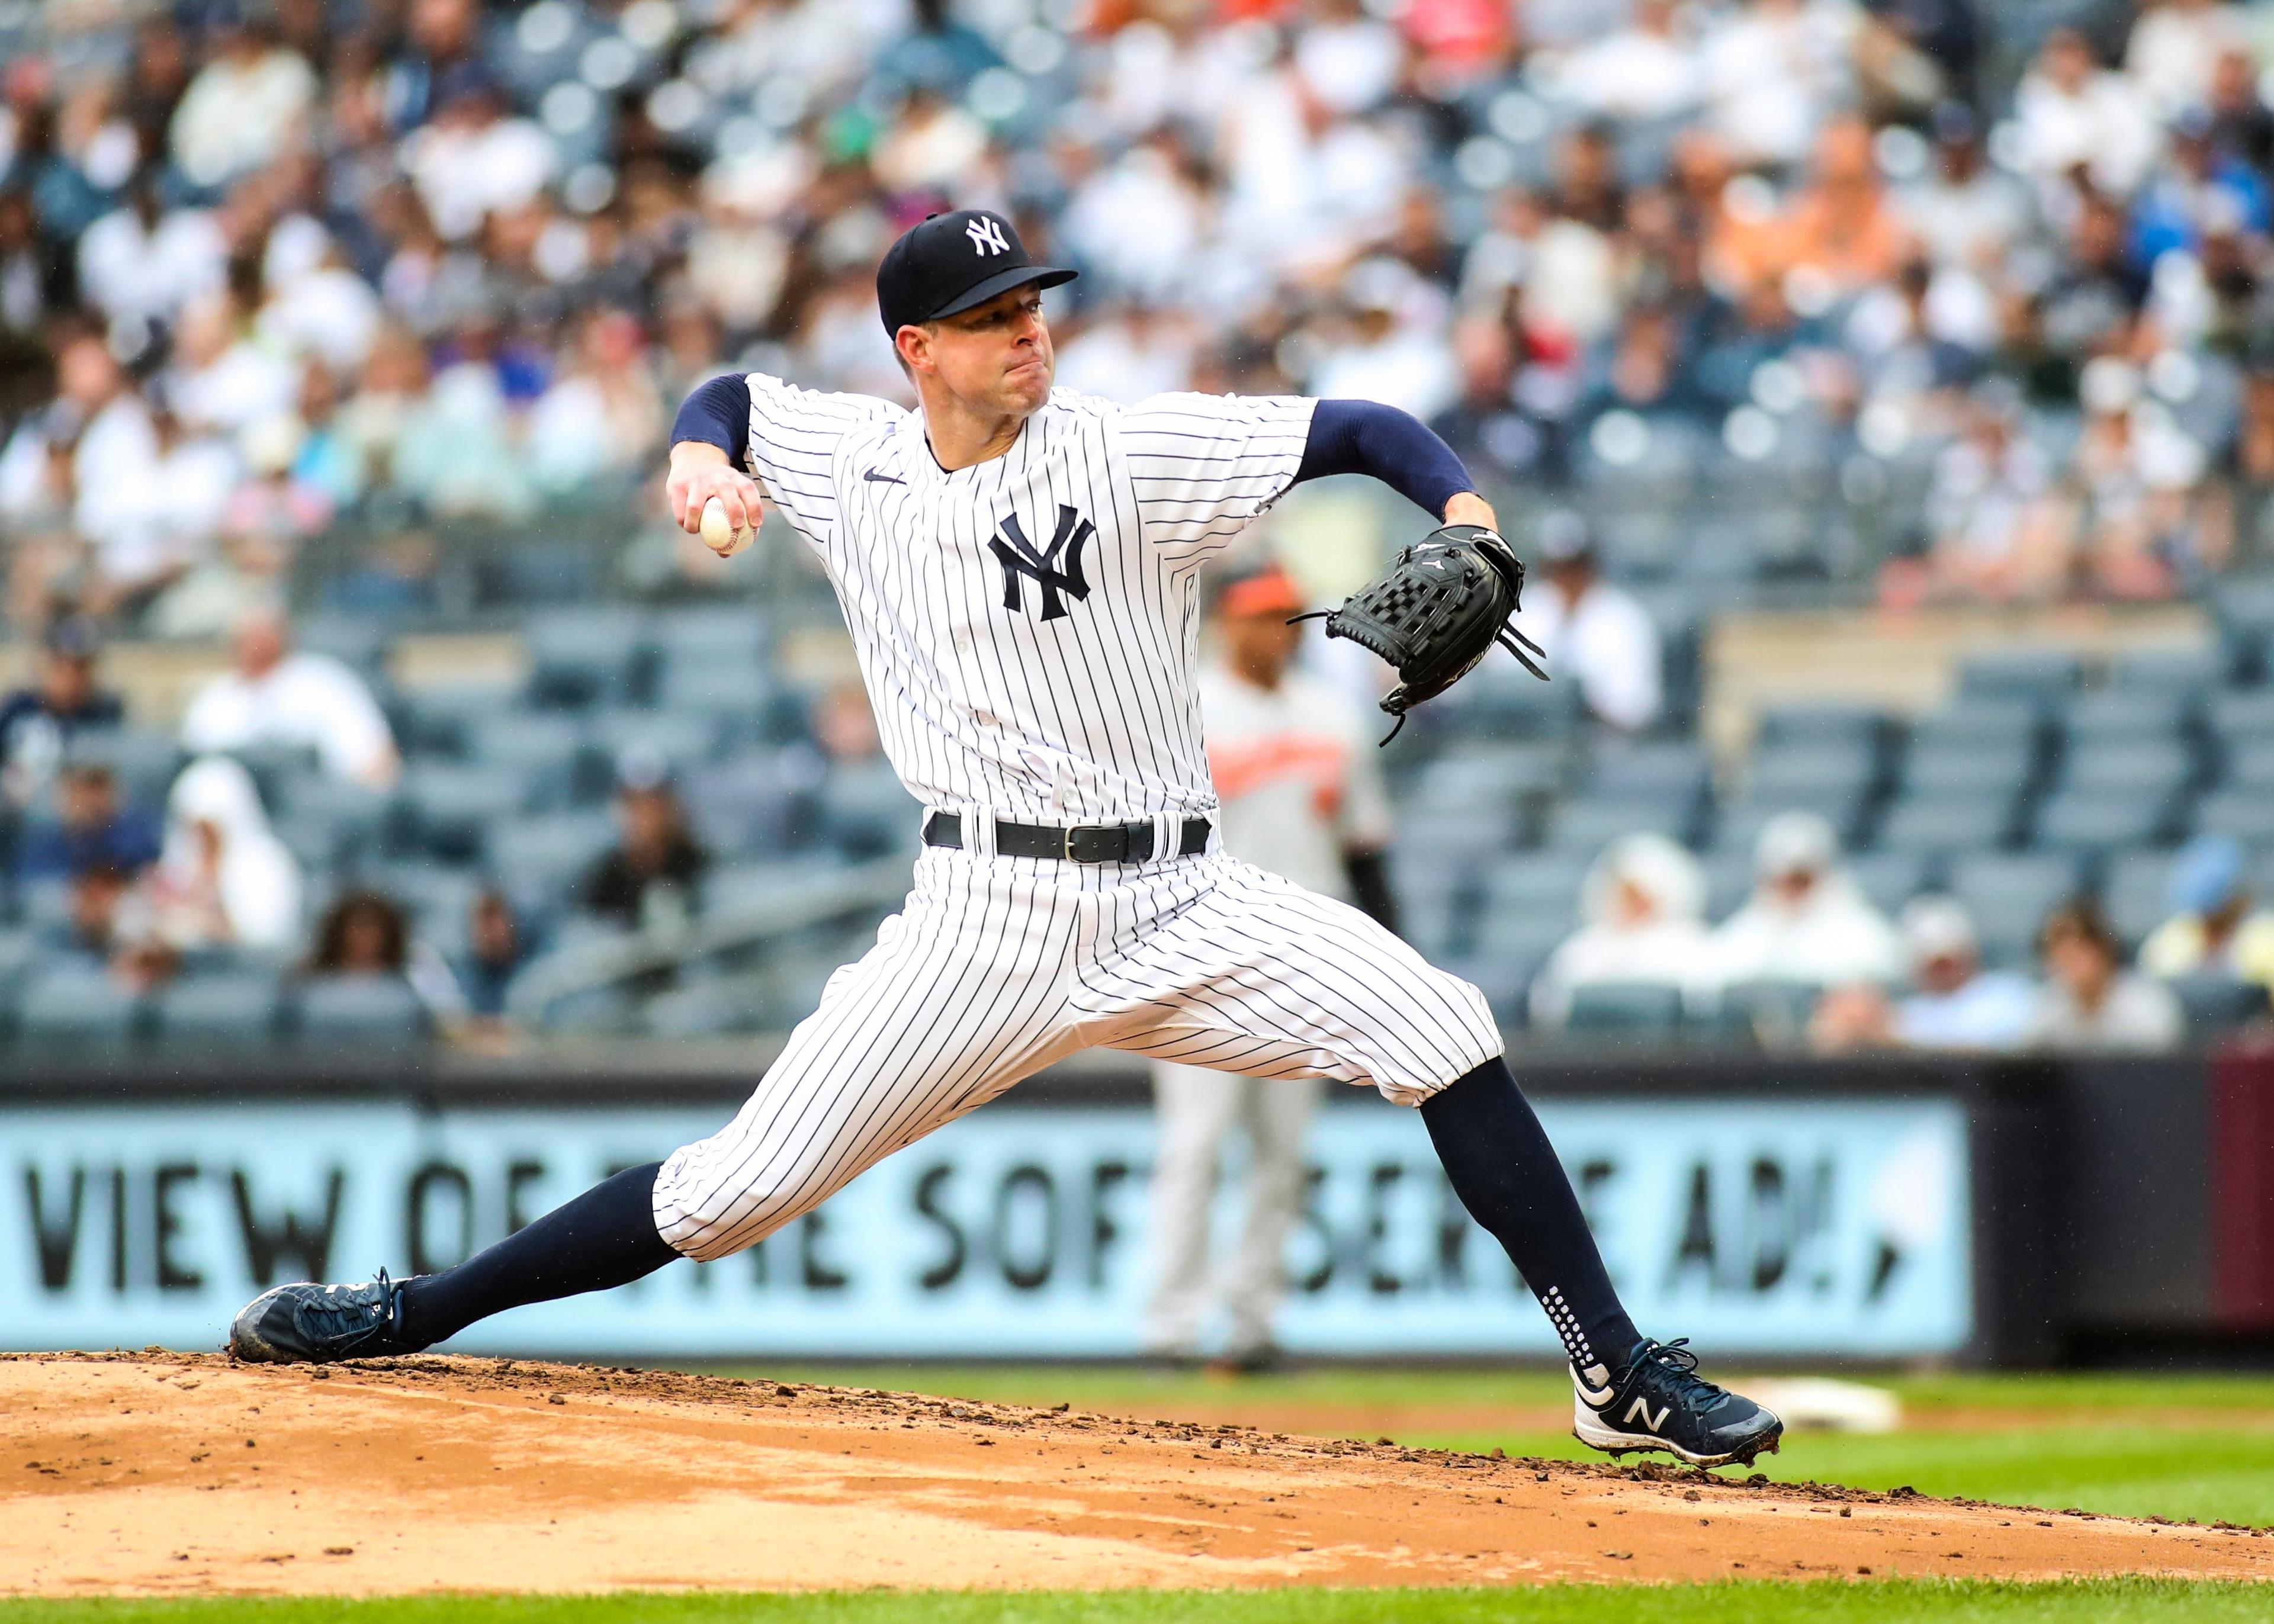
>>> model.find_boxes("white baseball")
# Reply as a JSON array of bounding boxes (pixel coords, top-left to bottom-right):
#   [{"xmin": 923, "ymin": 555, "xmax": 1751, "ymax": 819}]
[{"xmin": 700, "ymin": 496, "xmax": 755, "ymax": 558}]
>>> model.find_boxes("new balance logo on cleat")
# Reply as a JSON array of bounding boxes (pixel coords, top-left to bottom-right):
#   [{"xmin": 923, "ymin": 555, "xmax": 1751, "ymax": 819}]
[
  {"xmin": 1623, "ymin": 1397, "xmax": 1670, "ymax": 1435},
  {"xmin": 1570, "ymin": 1337, "xmax": 1783, "ymax": 1469}
]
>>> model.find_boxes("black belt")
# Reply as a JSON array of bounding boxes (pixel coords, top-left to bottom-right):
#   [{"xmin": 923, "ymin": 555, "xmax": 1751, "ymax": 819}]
[{"xmin": 923, "ymin": 811, "xmax": 1210, "ymax": 863}]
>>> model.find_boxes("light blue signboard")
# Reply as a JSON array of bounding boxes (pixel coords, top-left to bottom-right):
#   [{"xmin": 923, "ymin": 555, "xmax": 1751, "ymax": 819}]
[{"xmin": 0, "ymin": 1098, "xmax": 1970, "ymax": 1357}]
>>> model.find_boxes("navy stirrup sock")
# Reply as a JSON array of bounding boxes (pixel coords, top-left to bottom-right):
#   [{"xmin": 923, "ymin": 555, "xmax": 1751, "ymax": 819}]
[
  {"xmin": 1419, "ymin": 1059, "xmax": 1640, "ymax": 1380},
  {"xmin": 397, "ymin": 1161, "xmax": 681, "ymax": 1349}
]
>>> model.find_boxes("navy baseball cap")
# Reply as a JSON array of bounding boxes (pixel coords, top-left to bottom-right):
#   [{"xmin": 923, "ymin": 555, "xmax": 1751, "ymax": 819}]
[{"xmin": 875, "ymin": 209, "xmax": 1076, "ymax": 336}]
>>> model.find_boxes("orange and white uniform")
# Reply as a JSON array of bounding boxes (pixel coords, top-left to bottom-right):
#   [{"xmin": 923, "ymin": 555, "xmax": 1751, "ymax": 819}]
[{"xmin": 1146, "ymin": 647, "xmax": 1393, "ymax": 1361}]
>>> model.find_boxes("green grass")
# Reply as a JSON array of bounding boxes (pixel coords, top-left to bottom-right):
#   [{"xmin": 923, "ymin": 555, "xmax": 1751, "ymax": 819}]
[
  {"xmin": 0, "ymin": 1580, "xmax": 2267, "ymax": 1623},
  {"xmin": 737, "ymin": 1367, "xmax": 2274, "ymax": 1528}
]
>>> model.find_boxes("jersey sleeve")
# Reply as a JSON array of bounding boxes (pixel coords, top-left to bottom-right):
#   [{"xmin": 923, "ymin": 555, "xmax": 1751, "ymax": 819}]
[
  {"xmin": 714, "ymin": 372, "xmax": 902, "ymax": 551},
  {"xmin": 1120, "ymin": 392, "xmax": 1318, "ymax": 561}
]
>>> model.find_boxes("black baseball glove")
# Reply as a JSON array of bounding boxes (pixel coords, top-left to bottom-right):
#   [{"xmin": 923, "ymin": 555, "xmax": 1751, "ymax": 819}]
[{"xmin": 1296, "ymin": 523, "xmax": 1547, "ymax": 741}]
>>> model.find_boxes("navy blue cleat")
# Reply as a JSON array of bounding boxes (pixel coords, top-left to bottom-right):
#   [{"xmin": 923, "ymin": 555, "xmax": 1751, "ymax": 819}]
[
  {"xmin": 1570, "ymin": 1337, "xmax": 1783, "ymax": 1468},
  {"xmin": 229, "ymin": 1270, "xmax": 423, "ymax": 1364}
]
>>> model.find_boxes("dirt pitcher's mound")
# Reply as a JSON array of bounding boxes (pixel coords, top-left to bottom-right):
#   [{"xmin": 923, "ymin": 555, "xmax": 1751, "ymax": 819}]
[{"xmin": 4, "ymin": 1353, "xmax": 2269, "ymax": 1595}]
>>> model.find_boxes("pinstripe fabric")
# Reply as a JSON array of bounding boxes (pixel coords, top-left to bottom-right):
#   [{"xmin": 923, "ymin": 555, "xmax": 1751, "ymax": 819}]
[
  {"xmin": 650, "ymin": 376, "xmax": 1498, "ymax": 1265},
  {"xmin": 653, "ymin": 847, "xmax": 1501, "ymax": 1262},
  {"xmin": 738, "ymin": 378, "xmax": 1313, "ymax": 824}
]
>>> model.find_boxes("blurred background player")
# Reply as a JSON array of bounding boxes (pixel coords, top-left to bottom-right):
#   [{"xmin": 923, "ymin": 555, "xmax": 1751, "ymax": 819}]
[{"xmin": 1146, "ymin": 559, "xmax": 1398, "ymax": 1374}]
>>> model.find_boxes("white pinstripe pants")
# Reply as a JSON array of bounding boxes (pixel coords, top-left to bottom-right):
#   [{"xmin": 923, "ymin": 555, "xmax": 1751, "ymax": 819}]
[{"xmin": 652, "ymin": 845, "xmax": 1501, "ymax": 1263}]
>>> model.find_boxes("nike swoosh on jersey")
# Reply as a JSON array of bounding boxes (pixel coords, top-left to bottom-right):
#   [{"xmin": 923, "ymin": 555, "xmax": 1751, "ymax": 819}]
[{"xmin": 863, "ymin": 468, "xmax": 906, "ymax": 484}]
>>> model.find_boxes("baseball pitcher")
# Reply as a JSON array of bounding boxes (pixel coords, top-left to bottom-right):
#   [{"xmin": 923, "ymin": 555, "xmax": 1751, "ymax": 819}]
[{"xmin": 230, "ymin": 210, "xmax": 1781, "ymax": 1469}]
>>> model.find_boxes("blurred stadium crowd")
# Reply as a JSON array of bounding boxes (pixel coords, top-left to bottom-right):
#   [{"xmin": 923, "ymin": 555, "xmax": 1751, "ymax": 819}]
[{"xmin": 8, "ymin": 0, "xmax": 2274, "ymax": 1050}]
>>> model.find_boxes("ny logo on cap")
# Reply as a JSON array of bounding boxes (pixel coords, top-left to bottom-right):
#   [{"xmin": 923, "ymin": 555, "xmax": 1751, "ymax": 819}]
[
  {"xmin": 990, "ymin": 504, "xmax": 1093, "ymax": 622},
  {"xmin": 966, "ymin": 215, "xmax": 1011, "ymax": 257}
]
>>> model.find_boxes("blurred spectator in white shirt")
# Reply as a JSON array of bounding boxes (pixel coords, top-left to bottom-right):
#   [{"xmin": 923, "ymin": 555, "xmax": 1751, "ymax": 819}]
[
  {"xmin": 1710, "ymin": 811, "xmax": 1904, "ymax": 989},
  {"xmin": 1897, "ymin": 102, "xmax": 2038, "ymax": 275},
  {"xmin": 168, "ymin": 289, "xmax": 300, "ymax": 438},
  {"xmin": 0, "ymin": 332, "xmax": 158, "ymax": 545},
  {"xmin": 2126, "ymin": 0, "xmax": 2250, "ymax": 120},
  {"xmin": 2027, "ymin": 898, "xmax": 2183, "ymax": 1051},
  {"xmin": 1530, "ymin": 833, "xmax": 1714, "ymax": 1027},
  {"xmin": 1812, "ymin": 896, "xmax": 2036, "ymax": 1051},
  {"xmin": 1054, "ymin": 303, "xmax": 1199, "ymax": 404},
  {"xmin": 1508, "ymin": 511, "xmax": 1662, "ymax": 732},
  {"xmin": 180, "ymin": 606, "xmax": 399, "ymax": 789},
  {"xmin": 1559, "ymin": 0, "xmax": 1704, "ymax": 124},
  {"xmin": 146, "ymin": 754, "xmax": 304, "ymax": 954},
  {"xmin": 1309, "ymin": 261, "xmax": 1459, "ymax": 423},
  {"xmin": 402, "ymin": 72, "xmax": 555, "ymax": 244},
  {"xmin": 168, "ymin": 14, "xmax": 317, "ymax": 192},
  {"xmin": 76, "ymin": 172, "xmax": 226, "ymax": 332},
  {"xmin": 1295, "ymin": 0, "xmax": 1405, "ymax": 115},
  {"xmin": 526, "ymin": 307, "xmax": 666, "ymax": 496},
  {"xmin": 2014, "ymin": 27, "xmax": 2161, "ymax": 199},
  {"xmin": 1700, "ymin": 0, "xmax": 1859, "ymax": 169}
]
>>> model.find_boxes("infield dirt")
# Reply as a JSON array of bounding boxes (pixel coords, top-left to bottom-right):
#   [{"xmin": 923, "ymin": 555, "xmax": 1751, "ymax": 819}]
[{"xmin": 4, "ymin": 1353, "xmax": 2269, "ymax": 1596}]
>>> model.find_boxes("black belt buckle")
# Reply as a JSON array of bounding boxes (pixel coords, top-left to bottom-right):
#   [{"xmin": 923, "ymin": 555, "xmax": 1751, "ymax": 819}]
[{"xmin": 1066, "ymin": 823, "xmax": 1131, "ymax": 863}]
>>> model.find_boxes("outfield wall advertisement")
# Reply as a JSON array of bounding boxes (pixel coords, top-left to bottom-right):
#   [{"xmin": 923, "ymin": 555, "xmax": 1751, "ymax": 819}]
[{"xmin": 0, "ymin": 1099, "xmax": 1970, "ymax": 1358}]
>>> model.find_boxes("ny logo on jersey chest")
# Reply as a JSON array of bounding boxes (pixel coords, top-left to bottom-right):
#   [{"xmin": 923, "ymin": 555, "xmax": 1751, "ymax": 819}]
[{"xmin": 990, "ymin": 504, "xmax": 1094, "ymax": 622}]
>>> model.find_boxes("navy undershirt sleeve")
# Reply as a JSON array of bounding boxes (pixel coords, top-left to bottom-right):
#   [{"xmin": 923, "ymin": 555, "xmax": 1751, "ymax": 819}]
[
  {"xmin": 670, "ymin": 373, "xmax": 751, "ymax": 467},
  {"xmin": 1294, "ymin": 398, "xmax": 1475, "ymax": 519}
]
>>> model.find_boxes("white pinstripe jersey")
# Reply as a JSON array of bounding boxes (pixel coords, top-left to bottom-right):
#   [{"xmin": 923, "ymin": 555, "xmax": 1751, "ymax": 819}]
[{"xmin": 736, "ymin": 377, "xmax": 1317, "ymax": 824}]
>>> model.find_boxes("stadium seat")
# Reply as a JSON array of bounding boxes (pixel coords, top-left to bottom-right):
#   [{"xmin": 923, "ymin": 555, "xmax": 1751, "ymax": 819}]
[
  {"xmin": 272, "ymin": 776, "xmax": 394, "ymax": 869},
  {"xmin": 1907, "ymin": 699, "xmax": 2044, "ymax": 756},
  {"xmin": 464, "ymin": 712, "xmax": 586, "ymax": 809},
  {"xmin": 815, "ymin": 761, "xmax": 921, "ymax": 858},
  {"xmin": 2057, "ymin": 739, "xmax": 2196, "ymax": 797},
  {"xmin": 1588, "ymin": 740, "xmax": 1711, "ymax": 803},
  {"xmin": 2030, "ymin": 792, "xmax": 2173, "ymax": 855},
  {"xmin": 2168, "ymin": 973, "xmax": 2269, "ymax": 1034},
  {"xmin": 2210, "ymin": 576, "xmax": 2274, "ymax": 679},
  {"xmin": 2062, "ymin": 691, "xmax": 2195, "ymax": 748},
  {"xmin": 2100, "ymin": 849, "xmax": 2175, "ymax": 947},
  {"xmin": 488, "ymin": 812, "xmax": 617, "ymax": 919},
  {"xmin": 1405, "ymin": 745, "xmax": 1569, "ymax": 816},
  {"xmin": 1562, "ymin": 980, "xmax": 1685, "ymax": 1038},
  {"xmin": 2208, "ymin": 689, "xmax": 2274, "ymax": 744},
  {"xmin": 1756, "ymin": 705, "xmax": 1888, "ymax": 752},
  {"xmin": 1876, "ymin": 795, "xmax": 2015, "ymax": 854},
  {"xmin": 658, "ymin": 660, "xmax": 773, "ymax": 744},
  {"xmin": 396, "ymin": 763, "xmax": 531, "ymax": 861},
  {"xmin": 1899, "ymin": 744, "xmax": 2035, "ymax": 802},
  {"xmin": 1479, "ymin": 853, "xmax": 1589, "ymax": 923},
  {"xmin": 1713, "ymin": 795, "xmax": 1868, "ymax": 857},
  {"xmin": 296, "ymin": 615, "xmax": 391, "ymax": 676},
  {"xmin": 1947, "ymin": 853, "xmax": 2083, "ymax": 968},
  {"xmin": 399, "ymin": 681, "xmax": 521, "ymax": 758},
  {"xmin": 293, "ymin": 975, "xmax": 432, "ymax": 1046},
  {"xmin": 2193, "ymin": 789, "xmax": 2274, "ymax": 848},
  {"xmin": 1958, "ymin": 649, "xmax": 2082, "ymax": 708},
  {"xmin": 526, "ymin": 608, "xmax": 651, "ymax": 708},
  {"xmin": 1465, "ymin": 910, "xmax": 1571, "ymax": 992},
  {"xmin": 656, "ymin": 606, "xmax": 770, "ymax": 671},
  {"xmin": 1543, "ymin": 792, "xmax": 1699, "ymax": 853},
  {"xmin": 152, "ymin": 973, "xmax": 284, "ymax": 1050},
  {"xmin": 1395, "ymin": 809, "xmax": 1520, "ymax": 869},
  {"xmin": 15, "ymin": 969, "xmax": 141, "ymax": 1047},
  {"xmin": 1708, "ymin": 979, "xmax": 1823, "ymax": 1046},
  {"xmin": 2111, "ymin": 647, "xmax": 2221, "ymax": 699},
  {"xmin": 1434, "ymin": 659, "xmax": 1582, "ymax": 741},
  {"xmin": 1847, "ymin": 850, "xmax": 1929, "ymax": 915},
  {"xmin": 1748, "ymin": 740, "xmax": 1883, "ymax": 800},
  {"xmin": 588, "ymin": 708, "xmax": 724, "ymax": 780}
]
